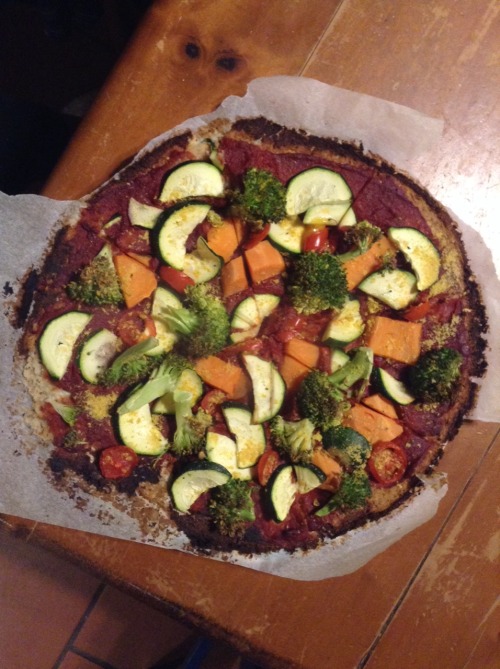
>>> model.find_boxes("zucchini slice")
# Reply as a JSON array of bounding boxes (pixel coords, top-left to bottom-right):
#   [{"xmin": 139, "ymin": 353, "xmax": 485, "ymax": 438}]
[
  {"xmin": 230, "ymin": 293, "xmax": 280, "ymax": 342},
  {"xmin": 222, "ymin": 404, "xmax": 266, "ymax": 468},
  {"xmin": 359, "ymin": 268, "xmax": 418, "ymax": 310},
  {"xmin": 147, "ymin": 286, "xmax": 183, "ymax": 355},
  {"xmin": 78, "ymin": 328, "xmax": 120, "ymax": 383},
  {"xmin": 128, "ymin": 197, "xmax": 163, "ymax": 229},
  {"xmin": 372, "ymin": 367, "xmax": 415, "ymax": 405},
  {"xmin": 156, "ymin": 203, "xmax": 211, "ymax": 270},
  {"xmin": 330, "ymin": 348, "xmax": 350, "ymax": 373},
  {"xmin": 242, "ymin": 354, "xmax": 285, "ymax": 424},
  {"xmin": 268, "ymin": 216, "xmax": 304, "ymax": 253},
  {"xmin": 205, "ymin": 431, "xmax": 253, "ymax": 480},
  {"xmin": 302, "ymin": 202, "xmax": 356, "ymax": 227},
  {"xmin": 182, "ymin": 236, "xmax": 222, "ymax": 283},
  {"xmin": 39, "ymin": 311, "xmax": 92, "ymax": 380},
  {"xmin": 170, "ymin": 461, "xmax": 231, "ymax": 513},
  {"xmin": 285, "ymin": 167, "xmax": 353, "ymax": 216},
  {"xmin": 267, "ymin": 464, "xmax": 297, "ymax": 522},
  {"xmin": 152, "ymin": 368, "xmax": 203, "ymax": 414},
  {"xmin": 294, "ymin": 463, "xmax": 326, "ymax": 494},
  {"xmin": 159, "ymin": 161, "xmax": 224, "ymax": 203},
  {"xmin": 116, "ymin": 403, "xmax": 168, "ymax": 456},
  {"xmin": 388, "ymin": 227, "xmax": 440, "ymax": 291},
  {"xmin": 322, "ymin": 299, "xmax": 364, "ymax": 348}
]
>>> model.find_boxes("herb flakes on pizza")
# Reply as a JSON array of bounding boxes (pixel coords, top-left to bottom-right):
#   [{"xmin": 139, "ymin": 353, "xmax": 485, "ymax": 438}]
[{"xmin": 20, "ymin": 117, "xmax": 488, "ymax": 554}]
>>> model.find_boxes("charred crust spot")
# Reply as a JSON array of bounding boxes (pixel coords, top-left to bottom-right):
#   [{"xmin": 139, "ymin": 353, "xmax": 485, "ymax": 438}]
[{"xmin": 14, "ymin": 268, "xmax": 40, "ymax": 329}]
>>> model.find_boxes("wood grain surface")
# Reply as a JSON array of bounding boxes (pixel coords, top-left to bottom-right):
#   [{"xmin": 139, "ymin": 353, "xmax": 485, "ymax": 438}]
[{"xmin": 7, "ymin": 0, "xmax": 500, "ymax": 667}]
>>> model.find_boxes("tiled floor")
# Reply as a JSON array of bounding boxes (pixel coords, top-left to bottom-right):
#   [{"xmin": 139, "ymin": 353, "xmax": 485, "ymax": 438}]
[{"xmin": 0, "ymin": 526, "xmax": 244, "ymax": 669}]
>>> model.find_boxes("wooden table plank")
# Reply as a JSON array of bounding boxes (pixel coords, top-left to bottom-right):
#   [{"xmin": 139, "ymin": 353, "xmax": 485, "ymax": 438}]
[
  {"xmin": 364, "ymin": 430, "xmax": 500, "ymax": 669},
  {"xmin": 42, "ymin": 0, "xmax": 344, "ymax": 200},
  {"xmin": 29, "ymin": 422, "xmax": 499, "ymax": 669}
]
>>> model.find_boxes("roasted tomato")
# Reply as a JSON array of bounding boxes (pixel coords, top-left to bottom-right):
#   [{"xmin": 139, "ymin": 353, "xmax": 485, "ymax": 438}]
[
  {"xmin": 159, "ymin": 266, "xmax": 195, "ymax": 293},
  {"xmin": 116, "ymin": 312, "xmax": 156, "ymax": 346},
  {"xmin": 368, "ymin": 441, "xmax": 408, "ymax": 487},
  {"xmin": 404, "ymin": 300, "xmax": 431, "ymax": 321},
  {"xmin": 257, "ymin": 449, "xmax": 281, "ymax": 486},
  {"xmin": 99, "ymin": 446, "xmax": 139, "ymax": 479},
  {"xmin": 302, "ymin": 226, "xmax": 329, "ymax": 252},
  {"xmin": 242, "ymin": 223, "xmax": 270, "ymax": 249}
]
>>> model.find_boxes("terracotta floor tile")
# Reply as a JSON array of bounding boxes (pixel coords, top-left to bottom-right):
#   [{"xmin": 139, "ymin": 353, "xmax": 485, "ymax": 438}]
[
  {"xmin": 0, "ymin": 527, "xmax": 101, "ymax": 669},
  {"xmin": 58, "ymin": 651, "xmax": 107, "ymax": 669},
  {"xmin": 74, "ymin": 584, "xmax": 196, "ymax": 669}
]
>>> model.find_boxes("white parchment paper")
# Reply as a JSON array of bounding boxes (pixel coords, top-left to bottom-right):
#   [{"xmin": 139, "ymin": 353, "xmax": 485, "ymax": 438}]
[{"xmin": 0, "ymin": 77, "xmax": 498, "ymax": 580}]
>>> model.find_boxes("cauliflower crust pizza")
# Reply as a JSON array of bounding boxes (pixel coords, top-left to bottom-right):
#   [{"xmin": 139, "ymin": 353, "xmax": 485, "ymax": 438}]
[{"xmin": 19, "ymin": 117, "xmax": 488, "ymax": 554}]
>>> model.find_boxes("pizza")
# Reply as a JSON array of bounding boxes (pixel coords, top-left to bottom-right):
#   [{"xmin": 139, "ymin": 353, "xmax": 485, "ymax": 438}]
[{"xmin": 19, "ymin": 117, "xmax": 488, "ymax": 554}]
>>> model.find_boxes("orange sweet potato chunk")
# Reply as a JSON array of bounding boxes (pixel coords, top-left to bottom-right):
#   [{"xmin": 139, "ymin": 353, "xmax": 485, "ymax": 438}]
[
  {"xmin": 284, "ymin": 338, "xmax": 321, "ymax": 369},
  {"xmin": 221, "ymin": 255, "xmax": 249, "ymax": 298},
  {"xmin": 113, "ymin": 253, "xmax": 157, "ymax": 308},
  {"xmin": 244, "ymin": 240, "xmax": 286, "ymax": 284},
  {"xmin": 207, "ymin": 221, "xmax": 240, "ymax": 262},
  {"xmin": 362, "ymin": 393, "xmax": 399, "ymax": 419},
  {"xmin": 365, "ymin": 315, "xmax": 422, "ymax": 364},
  {"xmin": 279, "ymin": 354, "xmax": 311, "ymax": 394},
  {"xmin": 195, "ymin": 356, "xmax": 251, "ymax": 401},
  {"xmin": 343, "ymin": 236, "xmax": 395, "ymax": 290},
  {"xmin": 343, "ymin": 403, "xmax": 403, "ymax": 444}
]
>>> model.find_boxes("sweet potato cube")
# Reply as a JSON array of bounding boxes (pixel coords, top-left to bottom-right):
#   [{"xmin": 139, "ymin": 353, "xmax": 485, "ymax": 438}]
[
  {"xmin": 279, "ymin": 354, "xmax": 311, "ymax": 394},
  {"xmin": 221, "ymin": 255, "xmax": 248, "ymax": 298},
  {"xmin": 343, "ymin": 236, "xmax": 396, "ymax": 290},
  {"xmin": 284, "ymin": 338, "xmax": 321, "ymax": 369},
  {"xmin": 113, "ymin": 253, "xmax": 157, "ymax": 308},
  {"xmin": 366, "ymin": 316, "xmax": 422, "ymax": 364},
  {"xmin": 195, "ymin": 356, "xmax": 251, "ymax": 401},
  {"xmin": 244, "ymin": 240, "xmax": 286, "ymax": 284},
  {"xmin": 362, "ymin": 393, "xmax": 399, "ymax": 419},
  {"xmin": 343, "ymin": 403, "xmax": 403, "ymax": 444},
  {"xmin": 207, "ymin": 221, "xmax": 240, "ymax": 262}
]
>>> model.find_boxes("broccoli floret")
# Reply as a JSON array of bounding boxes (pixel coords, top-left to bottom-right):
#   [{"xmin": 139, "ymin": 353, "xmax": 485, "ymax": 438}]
[
  {"xmin": 171, "ymin": 392, "xmax": 212, "ymax": 456},
  {"xmin": 322, "ymin": 426, "xmax": 371, "ymax": 470},
  {"xmin": 287, "ymin": 252, "xmax": 348, "ymax": 314},
  {"xmin": 67, "ymin": 251, "xmax": 123, "ymax": 306},
  {"xmin": 269, "ymin": 416, "xmax": 317, "ymax": 463},
  {"xmin": 161, "ymin": 283, "xmax": 230, "ymax": 358},
  {"xmin": 316, "ymin": 470, "xmax": 371, "ymax": 516},
  {"xmin": 407, "ymin": 347, "xmax": 463, "ymax": 402},
  {"xmin": 50, "ymin": 401, "xmax": 79, "ymax": 426},
  {"xmin": 208, "ymin": 479, "xmax": 255, "ymax": 537},
  {"xmin": 238, "ymin": 168, "xmax": 286, "ymax": 227},
  {"xmin": 117, "ymin": 353, "xmax": 191, "ymax": 414},
  {"xmin": 343, "ymin": 220, "xmax": 383, "ymax": 255},
  {"xmin": 99, "ymin": 337, "xmax": 163, "ymax": 386},
  {"xmin": 297, "ymin": 370, "xmax": 346, "ymax": 431},
  {"xmin": 297, "ymin": 348, "xmax": 373, "ymax": 430}
]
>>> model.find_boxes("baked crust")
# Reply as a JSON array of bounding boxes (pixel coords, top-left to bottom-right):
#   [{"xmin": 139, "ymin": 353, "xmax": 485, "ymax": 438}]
[{"xmin": 19, "ymin": 117, "xmax": 488, "ymax": 555}]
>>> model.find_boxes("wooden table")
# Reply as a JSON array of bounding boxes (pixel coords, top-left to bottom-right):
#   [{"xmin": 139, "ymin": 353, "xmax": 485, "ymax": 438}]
[{"xmin": 5, "ymin": 2, "xmax": 500, "ymax": 667}]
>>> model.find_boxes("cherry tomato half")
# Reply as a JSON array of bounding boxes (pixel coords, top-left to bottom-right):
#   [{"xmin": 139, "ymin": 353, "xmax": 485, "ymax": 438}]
[
  {"xmin": 159, "ymin": 266, "xmax": 195, "ymax": 293},
  {"xmin": 302, "ymin": 225, "xmax": 329, "ymax": 252},
  {"xmin": 257, "ymin": 450, "xmax": 281, "ymax": 486},
  {"xmin": 99, "ymin": 446, "xmax": 139, "ymax": 479},
  {"xmin": 404, "ymin": 300, "xmax": 431, "ymax": 321},
  {"xmin": 116, "ymin": 312, "xmax": 156, "ymax": 346},
  {"xmin": 368, "ymin": 441, "xmax": 408, "ymax": 487},
  {"xmin": 200, "ymin": 389, "xmax": 227, "ymax": 416},
  {"xmin": 242, "ymin": 223, "xmax": 270, "ymax": 250}
]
